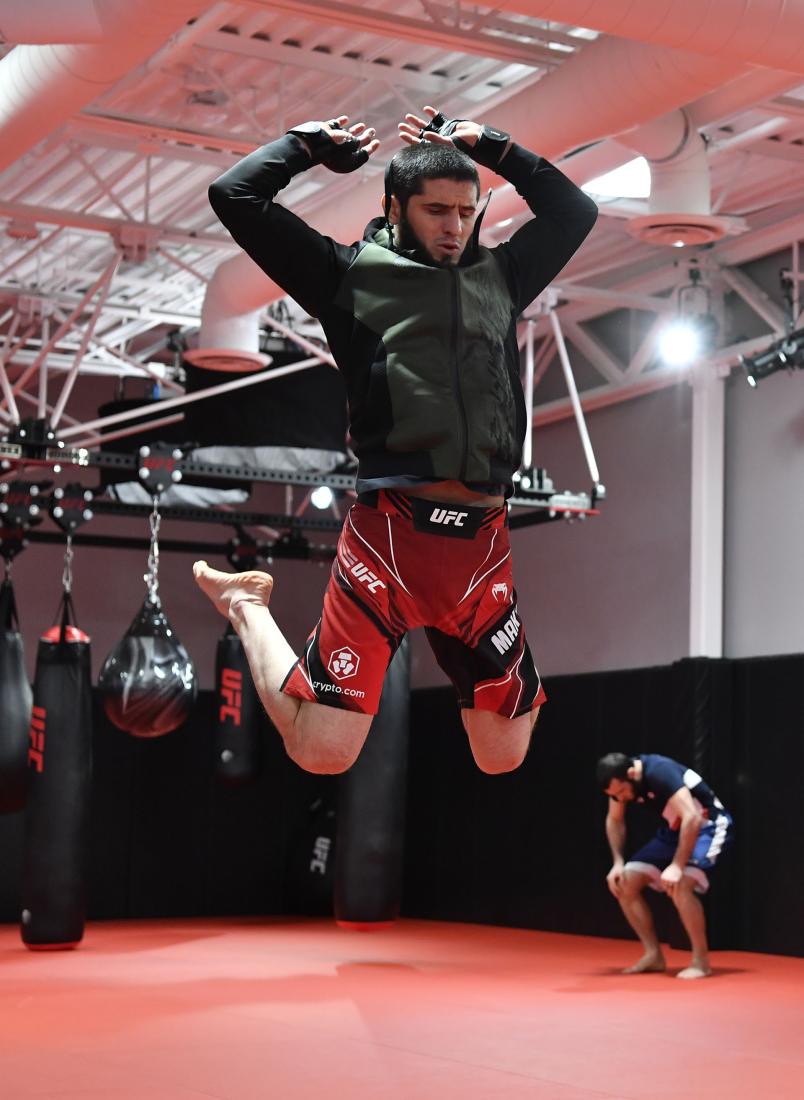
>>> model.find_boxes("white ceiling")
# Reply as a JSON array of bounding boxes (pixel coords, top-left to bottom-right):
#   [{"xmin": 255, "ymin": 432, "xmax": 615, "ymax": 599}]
[{"xmin": 1, "ymin": 0, "xmax": 803, "ymax": 440}]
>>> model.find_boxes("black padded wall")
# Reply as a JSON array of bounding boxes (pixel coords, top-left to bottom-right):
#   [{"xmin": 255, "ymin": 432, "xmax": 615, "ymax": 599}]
[
  {"xmin": 0, "ymin": 655, "xmax": 801, "ymax": 959},
  {"xmin": 402, "ymin": 656, "xmax": 804, "ymax": 958}
]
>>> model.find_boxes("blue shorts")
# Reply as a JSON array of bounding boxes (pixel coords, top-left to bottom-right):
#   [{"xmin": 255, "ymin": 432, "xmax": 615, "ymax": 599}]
[{"xmin": 625, "ymin": 814, "xmax": 733, "ymax": 895}]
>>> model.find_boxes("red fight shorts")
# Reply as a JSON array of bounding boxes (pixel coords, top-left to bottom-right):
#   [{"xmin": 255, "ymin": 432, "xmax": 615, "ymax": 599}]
[{"xmin": 282, "ymin": 489, "xmax": 547, "ymax": 718}]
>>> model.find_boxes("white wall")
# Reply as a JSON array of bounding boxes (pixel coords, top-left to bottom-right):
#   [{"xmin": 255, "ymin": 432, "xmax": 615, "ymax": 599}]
[{"xmin": 724, "ymin": 369, "xmax": 804, "ymax": 658}]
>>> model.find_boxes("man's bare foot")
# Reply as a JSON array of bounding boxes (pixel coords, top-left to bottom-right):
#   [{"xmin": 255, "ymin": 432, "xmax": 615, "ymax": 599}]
[
  {"xmin": 677, "ymin": 960, "xmax": 711, "ymax": 980},
  {"xmin": 193, "ymin": 560, "xmax": 273, "ymax": 620},
  {"xmin": 622, "ymin": 952, "xmax": 666, "ymax": 974}
]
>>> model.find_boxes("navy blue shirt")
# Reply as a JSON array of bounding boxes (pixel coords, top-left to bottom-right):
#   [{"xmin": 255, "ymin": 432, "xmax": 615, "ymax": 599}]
[{"xmin": 638, "ymin": 754, "xmax": 727, "ymax": 831}]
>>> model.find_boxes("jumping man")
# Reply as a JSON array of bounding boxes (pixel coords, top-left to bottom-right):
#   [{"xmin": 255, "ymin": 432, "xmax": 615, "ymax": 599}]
[{"xmin": 194, "ymin": 106, "xmax": 597, "ymax": 775}]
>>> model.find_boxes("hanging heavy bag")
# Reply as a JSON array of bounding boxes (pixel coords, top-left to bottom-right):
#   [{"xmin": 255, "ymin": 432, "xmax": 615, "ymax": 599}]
[
  {"xmin": 98, "ymin": 593, "xmax": 196, "ymax": 738},
  {"xmin": 286, "ymin": 791, "xmax": 337, "ymax": 916},
  {"xmin": 214, "ymin": 624, "xmax": 262, "ymax": 784},
  {"xmin": 21, "ymin": 593, "xmax": 92, "ymax": 949},
  {"xmin": 334, "ymin": 636, "xmax": 410, "ymax": 929},
  {"xmin": 0, "ymin": 576, "xmax": 32, "ymax": 815}
]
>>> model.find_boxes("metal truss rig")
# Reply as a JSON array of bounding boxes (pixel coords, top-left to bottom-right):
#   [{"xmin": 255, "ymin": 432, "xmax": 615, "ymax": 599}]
[{"xmin": 0, "ymin": 431, "xmax": 601, "ymax": 567}]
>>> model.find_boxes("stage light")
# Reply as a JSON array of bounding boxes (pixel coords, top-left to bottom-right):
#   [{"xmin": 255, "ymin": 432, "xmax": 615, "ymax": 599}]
[
  {"xmin": 310, "ymin": 485, "xmax": 334, "ymax": 510},
  {"xmin": 739, "ymin": 328, "xmax": 804, "ymax": 387},
  {"xmin": 658, "ymin": 320, "xmax": 702, "ymax": 366}
]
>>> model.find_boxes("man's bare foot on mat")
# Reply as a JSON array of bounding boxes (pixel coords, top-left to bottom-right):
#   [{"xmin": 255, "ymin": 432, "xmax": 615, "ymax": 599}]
[{"xmin": 622, "ymin": 951, "xmax": 666, "ymax": 974}]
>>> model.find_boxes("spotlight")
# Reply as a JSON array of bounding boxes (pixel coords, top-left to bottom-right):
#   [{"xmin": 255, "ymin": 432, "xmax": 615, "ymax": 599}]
[
  {"xmin": 310, "ymin": 485, "xmax": 334, "ymax": 510},
  {"xmin": 739, "ymin": 327, "xmax": 804, "ymax": 387},
  {"xmin": 658, "ymin": 320, "xmax": 702, "ymax": 366},
  {"xmin": 658, "ymin": 262, "xmax": 719, "ymax": 367}
]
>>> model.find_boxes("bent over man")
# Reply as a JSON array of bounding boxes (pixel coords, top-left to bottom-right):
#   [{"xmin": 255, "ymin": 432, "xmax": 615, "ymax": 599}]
[
  {"xmin": 598, "ymin": 752, "xmax": 734, "ymax": 979},
  {"xmin": 194, "ymin": 106, "xmax": 597, "ymax": 776}
]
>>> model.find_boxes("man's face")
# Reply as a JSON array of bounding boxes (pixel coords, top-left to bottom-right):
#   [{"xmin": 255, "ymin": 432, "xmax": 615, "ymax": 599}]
[
  {"xmin": 605, "ymin": 778, "xmax": 638, "ymax": 803},
  {"xmin": 392, "ymin": 177, "xmax": 479, "ymax": 267}
]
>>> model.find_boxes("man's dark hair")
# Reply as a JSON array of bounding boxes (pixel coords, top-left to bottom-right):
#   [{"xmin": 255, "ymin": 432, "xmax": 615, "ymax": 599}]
[
  {"xmin": 596, "ymin": 752, "xmax": 634, "ymax": 791},
  {"xmin": 388, "ymin": 143, "xmax": 480, "ymax": 211}
]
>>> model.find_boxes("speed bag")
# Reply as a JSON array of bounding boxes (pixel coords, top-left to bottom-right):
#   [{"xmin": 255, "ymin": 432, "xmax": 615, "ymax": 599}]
[
  {"xmin": 334, "ymin": 636, "xmax": 410, "ymax": 929},
  {"xmin": 0, "ymin": 578, "xmax": 32, "ymax": 814},
  {"xmin": 21, "ymin": 618, "xmax": 92, "ymax": 949},
  {"xmin": 98, "ymin": 594, "xmax": 197, "ymax": 738},
  {"xmin": 214, "ymin": 625, "xmax": 262, "ymax": 784}
]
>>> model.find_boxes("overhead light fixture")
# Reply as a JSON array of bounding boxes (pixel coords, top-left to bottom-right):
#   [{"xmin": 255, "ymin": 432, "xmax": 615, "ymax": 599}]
[
  {"xmin": 658, "ymin": 320, "xmax": 702, "ymax": 366},
  {"xmin": 310, "ymin": 485, "xmax": 334, "ymax": 510},
  {"xmin": 740, "ymin": 329, "xmax": 804, "ymax": 387},
  {"xmin": 657, "ymin": 264, "xmax": 719, "ymax": 366}
]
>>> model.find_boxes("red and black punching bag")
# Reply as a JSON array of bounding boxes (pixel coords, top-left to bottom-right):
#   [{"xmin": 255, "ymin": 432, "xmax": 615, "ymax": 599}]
[
  {"xmin": 214, "ymin": 625, "xmax": 262, "ymax": 783},
  {"xmin": 0, "ymin": 577, "xmax": 32, "ymax": 814},
  {"xmin": 98, "ymin": 593, "xmax": 196, "ymax": 738},
  {"xmin": 21, "ymin": 595, "xmax": 92, "ymax": 949},
  {"xmin": 334, "ymin": 636, "xmax": 410, "ymax": 929}
]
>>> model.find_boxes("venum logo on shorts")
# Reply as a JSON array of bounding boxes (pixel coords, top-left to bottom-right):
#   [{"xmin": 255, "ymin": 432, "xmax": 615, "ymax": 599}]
[
  {"xmin": 429, "ymin": 507, "xmax": 468, "ymax": 527},
  {"xmin": 328, "ymin": 646, "xmax": 360, "ymax": 680},
  {"xmin": 490, "ymin": 608, "xmax": 521, "ymax": 654},
  {"xmin": 341, "ymin": 546, "xmax": 386, "ymax": 593},
  {"xmin": 491, "ymin": 582, "xmax": 509, "ymax": 604}
]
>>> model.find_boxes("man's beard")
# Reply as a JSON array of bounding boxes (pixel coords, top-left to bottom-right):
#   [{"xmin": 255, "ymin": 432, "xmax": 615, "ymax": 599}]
[{"xmin": 396, "ymin": 213, "xmax": 460, "ymax": 268}]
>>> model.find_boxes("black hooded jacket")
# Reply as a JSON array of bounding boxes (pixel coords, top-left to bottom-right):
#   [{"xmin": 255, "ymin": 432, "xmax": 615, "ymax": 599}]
[{"xmin": 208, "ymin": 134, "xmax": 597, "ymax": 494}]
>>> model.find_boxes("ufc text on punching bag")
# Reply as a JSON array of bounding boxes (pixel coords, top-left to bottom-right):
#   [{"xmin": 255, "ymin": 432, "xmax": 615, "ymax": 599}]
[
  {"xmin": 21, "ymin": 595, "xmax": 92, "ymax": 949},
  {"xmin": 334, "ymin": 635, "xmax": 410, "ymax": 929},
  {"xmin": 0, "ymin": 577, "xmax": 32, "ymax": 815},
  {"xmin": 214, "ymin": 625, "xmax": 262, "ymax": 783}
]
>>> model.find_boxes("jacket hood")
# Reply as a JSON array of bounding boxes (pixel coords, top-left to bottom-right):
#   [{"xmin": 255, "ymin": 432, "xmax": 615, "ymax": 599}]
[{"xmin": 363, "ymin": 216, "xmax": 485, "ymax": 268}]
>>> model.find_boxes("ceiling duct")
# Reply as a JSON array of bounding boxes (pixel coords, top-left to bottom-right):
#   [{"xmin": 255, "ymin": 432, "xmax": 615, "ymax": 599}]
[
  {"xmin": 184, "ymin": 266, "xmax": 269, "ymax": 373},
  {"xmin": 622, "ymin": 109, "xmax": 745, "ymax": 248},
  {"xmin": 0, "ymin": 0, "xmax": 205, "ymax": 176},
  {"xmin": 0, "ymin": 2, "xmax": 105, "ymax": 45}
]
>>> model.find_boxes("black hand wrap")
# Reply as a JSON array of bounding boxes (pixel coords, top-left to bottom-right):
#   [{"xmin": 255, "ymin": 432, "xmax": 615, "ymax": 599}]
[
  {"xmin": 287, "ymin": 120, "xmax": 368, "ymax": 174},
  {"xmin": 421, "ymin": 112, "xmax": 510, "ymax": 171}
]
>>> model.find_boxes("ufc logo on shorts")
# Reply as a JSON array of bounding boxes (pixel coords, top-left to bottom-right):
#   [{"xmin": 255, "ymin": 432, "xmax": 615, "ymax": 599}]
[
  {"xmin": 28, "ymin": 705, "xmax": 46, "ymax": 773},
  {"xmin": 219, "ymin": 668, "xmax": 242, "ymax": 726},
  {"xmin": 341, "ymin": 546, "xmax": 386, "ymax": 593},
  {"xmin": 430, "ymin": 507, "xmax": 468, "ymax": 527},
  {"xmin": 491, "ymin": 608, "xmax": 521, "ymax": 654}
]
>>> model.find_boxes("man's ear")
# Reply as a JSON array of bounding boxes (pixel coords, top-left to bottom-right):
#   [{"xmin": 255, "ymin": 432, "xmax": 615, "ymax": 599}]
[{"xmin": 383, "ymin": 194, "xmax": 402, "ymax": 226}]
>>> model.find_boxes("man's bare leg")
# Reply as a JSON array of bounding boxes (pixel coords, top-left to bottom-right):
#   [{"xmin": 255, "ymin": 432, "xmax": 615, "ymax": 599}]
[
  {"xmin": 671, "ymin": 875, "xmax": 711, "ymax": 979},
  {"xmin": 618, "ymin": 870, "xmax": 667, "ymax": 973},
  {"xmin": 461, "ymin": 706, "xmax": 539, "ymax": 774},
  {"xmin": 193, "ymin": 561, "xmax": 371, "ymax": 774}
]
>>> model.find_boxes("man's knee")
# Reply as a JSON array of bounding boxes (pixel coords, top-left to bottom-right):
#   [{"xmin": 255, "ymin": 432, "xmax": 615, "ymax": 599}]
[
  {"xmin": 620, "ymin": 869, "xmax": 649, "ymax": 898},
  {"xmin": 462, "ymin": 708, "xmax": 536, "ymax": 774},
  {"xmin": 286, "ymin": 704, "xmax": 372, "ymax": 775}
]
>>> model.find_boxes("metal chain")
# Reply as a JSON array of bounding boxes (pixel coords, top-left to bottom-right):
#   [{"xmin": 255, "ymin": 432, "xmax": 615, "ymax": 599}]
[
  {"xmin": 62, "ymin": 534, "xmax": 74, "ymax": 594},
  {"xmin": 144, "ymin": 496, "xmax": 161, "ymax": 601}
]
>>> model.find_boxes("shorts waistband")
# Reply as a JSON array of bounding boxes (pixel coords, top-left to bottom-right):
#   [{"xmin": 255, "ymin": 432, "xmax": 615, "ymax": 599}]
[{"xmin": 356, "ymin": 489, "xmax": 508, "ymax": 538}]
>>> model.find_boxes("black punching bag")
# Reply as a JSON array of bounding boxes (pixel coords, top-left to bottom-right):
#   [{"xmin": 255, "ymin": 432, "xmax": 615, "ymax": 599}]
[
  {"xmin": 98, "ymin": 593, "xmax": 196, "ymax": 738},
  {"xmin": 21, "ymin": 596, "xmax": 92, "ymax": 949},
  {"xmin": 334, "ymin": 636, "xmax": 410, "ymax": 929},
  {"xmin": 213, "ymin": 625, "xmax": 262, "ymax": 783},
  {"xmin": 0, "ymin": 577, "xmax": 32, "ymax": 814}
]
